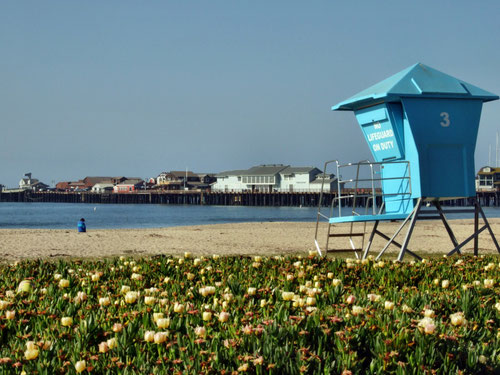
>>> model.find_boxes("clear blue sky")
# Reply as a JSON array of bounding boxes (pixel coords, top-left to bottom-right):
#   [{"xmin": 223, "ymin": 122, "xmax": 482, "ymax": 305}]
[{"xmin": 1, "ymin": 1, "xmax": 499, "ymax": 187}]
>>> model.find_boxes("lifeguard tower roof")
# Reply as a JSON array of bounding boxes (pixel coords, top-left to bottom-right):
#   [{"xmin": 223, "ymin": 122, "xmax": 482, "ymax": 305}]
[{"xmin": 332, "ymin": 63, "xmax": 499, "ymax": 111}]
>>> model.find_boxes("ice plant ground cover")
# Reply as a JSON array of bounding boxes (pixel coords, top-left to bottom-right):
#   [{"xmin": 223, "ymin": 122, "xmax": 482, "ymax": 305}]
[{"xmin": 0, "ymin": 255, "xmax": 498, "ymax": 374}]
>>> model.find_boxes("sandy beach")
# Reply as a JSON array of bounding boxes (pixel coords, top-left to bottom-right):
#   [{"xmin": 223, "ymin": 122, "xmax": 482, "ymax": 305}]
[{"xmin": 1, "ymin": 219, "xmax": 499, "ymax": 262}]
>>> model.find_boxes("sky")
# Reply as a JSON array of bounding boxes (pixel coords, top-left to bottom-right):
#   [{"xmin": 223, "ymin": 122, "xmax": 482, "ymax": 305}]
[{"xmin": 1, "ymin": 1, "xmax": 500, "ymax": 187}]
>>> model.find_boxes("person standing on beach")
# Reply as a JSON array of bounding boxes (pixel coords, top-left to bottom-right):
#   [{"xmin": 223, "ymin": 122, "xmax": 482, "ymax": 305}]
[{"xmin": 78, "ymin": 218, "xmax": 86, "ymax": 233}]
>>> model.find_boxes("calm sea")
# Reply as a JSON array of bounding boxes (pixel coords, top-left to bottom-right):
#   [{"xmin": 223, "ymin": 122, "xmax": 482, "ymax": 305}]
[{"xmin": 1, "ymin": 202, "xmax": 499, "ymax": 230}]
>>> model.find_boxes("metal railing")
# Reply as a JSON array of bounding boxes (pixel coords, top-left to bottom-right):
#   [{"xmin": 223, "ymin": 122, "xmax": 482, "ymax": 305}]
[{"xmin": 314, "ymin": 160, "xmax": 412, "ymax": 257}]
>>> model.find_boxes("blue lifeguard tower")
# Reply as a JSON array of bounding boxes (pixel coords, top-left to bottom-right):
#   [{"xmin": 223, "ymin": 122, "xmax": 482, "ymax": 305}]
[{"xmin": 315, "ymin": 63, "xmax": 500, "ymax": 260}]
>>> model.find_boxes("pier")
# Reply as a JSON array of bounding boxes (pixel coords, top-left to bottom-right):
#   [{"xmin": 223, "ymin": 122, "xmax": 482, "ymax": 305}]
[{"xmin": 0, "ymin": 190, "xmax": 497, "ymax": 207}]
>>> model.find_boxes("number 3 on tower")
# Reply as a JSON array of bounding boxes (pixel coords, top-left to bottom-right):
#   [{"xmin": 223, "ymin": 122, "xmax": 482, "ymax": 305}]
[{"xmin": 440, "ymin": 112, "xmax": 450, "ymax": 127}]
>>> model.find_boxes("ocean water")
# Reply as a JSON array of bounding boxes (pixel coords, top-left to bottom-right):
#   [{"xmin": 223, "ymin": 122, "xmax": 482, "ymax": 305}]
[{"xmin": 1, "ymin": 202, "xmax": 499, "ymax": 230}]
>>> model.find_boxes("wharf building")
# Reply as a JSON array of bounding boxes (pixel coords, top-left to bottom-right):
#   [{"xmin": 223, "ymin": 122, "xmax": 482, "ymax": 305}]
[
  {"xmin": 212, "ymin": 165, "xmax": 338, "ymax": 193},
  {"xmin": 476, "ymin": 166, "xmax": 500, "ymax": 192}
]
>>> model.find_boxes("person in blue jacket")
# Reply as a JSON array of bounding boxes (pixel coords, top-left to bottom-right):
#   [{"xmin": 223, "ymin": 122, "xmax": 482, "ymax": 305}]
[{"xmin": 78, "ymin": 218, "xmax": 86, "ymax": 233}]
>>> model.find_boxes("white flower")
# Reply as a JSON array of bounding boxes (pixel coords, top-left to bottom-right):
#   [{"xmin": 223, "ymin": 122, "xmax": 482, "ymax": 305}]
[
  {"xmin": 59, "ymin": 279, "xmax": 70, "ymax": 288},
  {"xmin": 219, "ymin": 312, "xmax": 230, "ymax": 323},
  {"xmin": 144, "ymin": 331, "xmax": 155, "ymax": 342},
  {"xmin": 125, "ymin": 291, "xmax": 139, "ymax": 304},
  {"xmin": 449, "ymin": 312, "xmax": 467, "ymax": 327},
  {"xmin": 194, "ymin": 326, "xmax": 206, "ymax": 338},
  {"xmin": 424, "ymin": 309, "xmax": 435, "ymax": 318},
  {"xmin": 156, "ymin": 318, "xmax": 170, "ymax": 329},
  {"xmin": 154, "ymin": 332, "xmax": 168, "ymax": 344},
  {"xmin": 384, "ymin": 301, "xmax": 395, "ymax": 310},
  {"xmin": 484, "ymin": 279, "xmax": 495, "ymax": 288},
  {"xmin": 367, "ymin": 294, "xmax": 381, "ymax": 302},
  {"xmin": 352, "ymin": 305, "xmax": 363, "ymax": 316},
  {"xmin": 61, "ymin": 317, "xmax": 73, "ymax": 326},
  {"xmin": 282, "ymin": 292, "xmax": 294, "ymax": 301},
  {"xmin": 173, "ymin": 303, "xmax": 184, "ymax": 313},
  {"xmin": 75, "ymin": 361, "xmax": 87, "ymax": 373},
  {"xmin": 99, "ymin": 297, "xmax": 111, "ymax": 306},
  {"xmin": 418, "ymin": 317, "xmax": 436, "ymax": 334}
]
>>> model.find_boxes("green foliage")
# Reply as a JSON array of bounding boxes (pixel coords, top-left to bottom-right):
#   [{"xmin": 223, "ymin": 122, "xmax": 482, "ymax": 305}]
[{"xmin": 0, "ymin": 255, "xmax": 498, "ymax": 374}]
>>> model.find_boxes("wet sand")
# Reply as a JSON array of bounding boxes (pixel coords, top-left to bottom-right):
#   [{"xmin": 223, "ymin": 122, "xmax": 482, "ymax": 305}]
[{"xmin": 0, "ymin": 219, "xmax": 499, "ymax": 262}]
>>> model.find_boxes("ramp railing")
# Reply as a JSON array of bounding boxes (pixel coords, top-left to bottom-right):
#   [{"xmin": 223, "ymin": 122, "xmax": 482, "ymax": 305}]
[{"xmin": 314, "ymin": 160, "xmax": 412, "ymax": 256}]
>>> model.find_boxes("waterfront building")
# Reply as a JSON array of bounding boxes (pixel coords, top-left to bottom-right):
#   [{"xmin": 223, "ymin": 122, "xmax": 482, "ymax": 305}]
[
  {"xmin": 19, "ymin": 173, "xmax": 49, "ymax": 191},
  {"xmin": 113, "ymin": 179, "xmax": 144, "ymax": 193},
  {"xmin": 476, "ymin": 166, "xmax": 500, "ymax": 192},
  {"xmin": 91, "ymin": 183, "xmax": 115, "ymax": 193},
  {"xmin": 213, "ymin": 165, "xmax": 337, "ymax": 192},
  {"xmin": 156, "ymin": 171, "xmax": 201, "ymax": 190}
]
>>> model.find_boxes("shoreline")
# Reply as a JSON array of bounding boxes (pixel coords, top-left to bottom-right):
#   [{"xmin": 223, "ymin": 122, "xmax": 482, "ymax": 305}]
[{"xmin": 1, "ymin": 219, "xmax": 500, "ymax": 261}]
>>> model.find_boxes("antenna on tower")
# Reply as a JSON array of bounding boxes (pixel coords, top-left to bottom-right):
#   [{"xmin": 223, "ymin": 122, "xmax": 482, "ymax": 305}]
[{"xmin": 497, "ymin": 132, "xmax": 499, "ymax": 167}]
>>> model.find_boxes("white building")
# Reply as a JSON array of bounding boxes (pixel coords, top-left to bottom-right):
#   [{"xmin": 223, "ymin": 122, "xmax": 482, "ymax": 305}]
[
  {"xmin": 213, "ymin": 165, "xmax": 337, "ymax": 192},
  {"xmin": 91, "ymin": 183, "xmax": 115, "ymax": 193},
  {"xmin": 19, "ymin": 173, "xmax": 49, "ymax": 191}
]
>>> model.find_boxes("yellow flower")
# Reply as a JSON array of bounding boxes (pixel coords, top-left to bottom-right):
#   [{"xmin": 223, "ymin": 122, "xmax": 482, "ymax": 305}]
[
  {"xmin": 131, "ymin": 273, "xmax": 143, "ymax": 281},
  {"xmin": 144, "ymin": 296, "xmax": 156, "ymax": 305},
  {"xmin": 144, "ymin": 331, "xmax": 155, "ymax": 342},
  {"xmin": 450, "ymin": 312, "xmax": 467, "ymax": 327},
  {"xmin": 17, "ymin": 280, "xmax": 32, "ymax": 294},
  {"xmin": 125, "ymin": 291, "xmax": 139, "ymax": 304},
  {"xmin": 219, "ymin": 312, "xmax": 230, "ymax": 323},
  {"xmin": 75, "ymin": 360, "xmax": 86, "ymax": 373},
  {"xmin": 194, "ymin": 326, "xmax": 206, "ymax": 338},
  {"xmin": 346, "ymin": 295, "xmax": 356, "ymax": 305},
  {"xmin": 59, "ymin": 279, "xmax": 70, "ymax": 289},
  {"xmin": 24, "ymin": 348, "xmax": 39, "ymax": 360},
  {"xmin": 91, "ymin": 274, "xmax": 100, "ymax": 282},
  {"xmin": 5, "ymin": 311, "xmax": 15, "ymax": 320},
  {"xmin": 332, "ymin": 279, "xmax": 342, "ymax": 287},
  {"xmin": 260, "ymin": 299, "xmax": 267, "ymax": 308},
  {"xmin": 186, "ymin": 273, "xmax": 195, "ymax": 281},
  {"xmin": 184, "ymin": 252, "xmax": 191, "ymax": 258},
  {"xmin": 417, "ymin": 317, "xmax": 435, "ymax": 333},
  {"xmin": 424, "ymin": 309, "xmax": 435, "ymax": 318},
  {"xmin": 352, "ymin": 305, "xmax": 363, "ymax": 316},
  {"xmin": 98, "ymin": 341, "xmax": 109, "ymax": 353},
  {"xmin": 441, "ymin": 280, "xmax": 450, "ymax": 289},
  {"xmin": 156, "ymin": 318, "xmax": 170, "ymax": 329},
  {"xmin": 54, "ymin": 273, "xmax": 62, "ymax": 281},
  {"xmin": 247, "ymin": 287, "xmax": 257, "ymax": 296},
  {"xmin": 121, "ymin": 285, "xmax": 131, "ymax": 294},
  {"xmin": 61, "ymin": 317, "xmax": 73, "ymax": 327},
  {"xmin": 282, "ymin": 292, "xmax": 294, "ymax": 301},
  {"xmin": 238, "ymin": 363, "xmax": 249, "ymax": 372},
  {"xmin": 99, "ymin": 297, "xmax": 111, "ymax": 306},
  {"xmin": 112, "ymin": 323, "xmax": 123, "ymax": 333},
  {"xmin": 153, "ymin": 312, "xmax": 164, "ymax": 322},
  {"xmin": 402, "ymin": 304, "xmax": 413, "ymax": 313},
  {"xmin": 494, "ymin": 302, "xmax": 500, "ymax": 313},
  {"xmin": 384, "ymin": 301, "xmax": 395, "ymax": 310},
  {"xmin": 367, "ymin": 294, "xmax": 381, "ymax": 302},
  {"xmin": 0, "ymin": 301, "xmax": 10, "ymax": 310},
  {"xmin": 106, "ymin": 338, "xmax": 117, "ymax": 349},
  {"xmin": 306, "ymin": 297, "xmax": 316, "ymax": 306},
  {"xmin": 484, "ymin": 279, "xmax": 495, "ymax": 288},
  {"xmin": 193, "ymin": 258, "xmax": 201, "ymax": 266},
  {"xmin": 202, "ymin": 312, "xmax": 212, "ymax": 321},
  {"xmin": 174, "ymin": 303, "xmax": 184, "ymax": 313}
]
